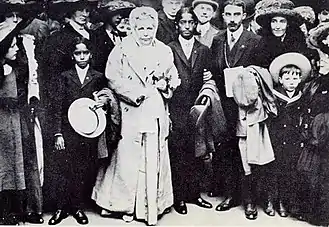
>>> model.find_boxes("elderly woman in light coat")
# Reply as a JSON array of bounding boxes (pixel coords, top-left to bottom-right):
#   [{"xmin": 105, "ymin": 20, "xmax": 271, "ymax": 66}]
[{"xmin": 92, "ymin": 6, "xmax": 180, "ymax": 226}]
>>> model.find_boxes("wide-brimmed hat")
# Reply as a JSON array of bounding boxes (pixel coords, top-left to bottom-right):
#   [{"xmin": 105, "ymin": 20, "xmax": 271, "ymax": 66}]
[
  {"xmin": 192, "ymin": 0, "xmax": 219, "ymax": 11},
  {"xmin": 308, "ymin": 23, "xmax": 329, "ymax": 48},
  {"xmin": 68, "ymin": 98, "xmax": 106, "ymax": 138},
  {"xmin": 98, "ymin": 0, "xmax": 136, "ymax": 22},
  {"xmin": 0, "ymin": 0, "xmax": 42, "ymax": 18},
  {"xmin": 256, "ymin": 0, "xmax": 303, "ymax": 27},
  {"xmin": 269, "ymin": 52, "xmax": 311, "ymax": 84},
  {"xmin": 47, "ymin": 0, "xmax": 98, "ymax": 20},
  {"xmin": 0, "ymin": 18, "xmax": 30, "ymax": 57},
  {"xmin": 294, "ymin": 6, "xmax": 315, "ymax": 24}
]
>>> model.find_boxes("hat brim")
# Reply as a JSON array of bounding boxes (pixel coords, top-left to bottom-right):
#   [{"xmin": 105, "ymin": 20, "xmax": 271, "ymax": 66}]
[
  {"xmin": 0, "ymin": 2, "xmax": 42, "ymax": 17},
  {"xmin": 97, "ymin": 7, "xmax": 134, "ymax": 22},
  {"xmin": 256, "ymin": 9, "xmax": 303, "ymax": 27},
  {"xmin": 192, "ymin": 0, "xmax": 219, "ymax": 11},
  {"xmin": 68, "ymin": 98, "xmax": 106, "ymax": 138},
  {"xmin": 47, "ymin": 0, "xmax": 98, "ymax": 20},
  {"xmin": 308, "ymin": 23, "xmax": 329, "ymax": 48},
  {"xmin": 269, "ymin": 52, "xmax": 311, "ymax": 84}
]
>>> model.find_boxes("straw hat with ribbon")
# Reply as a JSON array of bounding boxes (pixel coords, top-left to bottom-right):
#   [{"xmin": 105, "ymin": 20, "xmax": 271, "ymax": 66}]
[
  {"xmin": 269, "ymin": 52, "xmax": 311, "ymax": 84},
  {"xmin": 68, "ymin": 98, "xmax": 106, "ymax": 138}
]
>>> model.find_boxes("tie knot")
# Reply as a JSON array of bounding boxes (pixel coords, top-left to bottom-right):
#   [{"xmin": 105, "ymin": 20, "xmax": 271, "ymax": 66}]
[{"xmin": 231, "ymin": 33, "xmax": 235, "ymax": 43}]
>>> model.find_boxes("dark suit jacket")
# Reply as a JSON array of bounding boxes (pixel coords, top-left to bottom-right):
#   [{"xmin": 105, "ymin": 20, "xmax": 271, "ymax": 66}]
[
  {"xmin": 91, "ymin": 26, "xmax": 115, "ymax": 74},
  {"xmin": 52, "ymin": 67, "xmax": 106, "ymax": 135},
  {"xmin": 211, "ymin": 29, "xmax": 261, "ymax": 137},
  {"xmin": 156, "ymin": 10, "xmax": 178, "ymax": 44},
  {"xmin": 168, "ymin": 39, "xmax": 212, "ymax": 134}
]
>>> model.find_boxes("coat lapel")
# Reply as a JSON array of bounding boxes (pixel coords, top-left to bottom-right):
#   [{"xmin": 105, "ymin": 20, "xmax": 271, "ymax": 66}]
[
  {"xmin": 81, "ymin": 69, "xmax": 95, "ymax": 88},
  {"xmin": 68, "ymin": 69, "xmax": 82, "ymax": 87},
  {"xmin": 233, "ymin": 30, "xmax": 249, "ymax": 66},
  {"xmin": 173, "ymin": 40, "xmax": 190, "ymax": 67},
  {"xmin": 191, "ymin": 41, "xmax": 202, "ymax": 69},
  {"xmin": 215, "ymin": 33, "xmax": 226, "ymax": 69}
]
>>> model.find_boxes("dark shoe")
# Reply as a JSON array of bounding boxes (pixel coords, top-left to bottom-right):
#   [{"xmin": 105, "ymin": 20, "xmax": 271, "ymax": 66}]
[
  {"xmin": 3, "ymin": 215, "xmax": 19, "ymax": 225},
  {"xmin": 215, "ymin": 197, "xmax": 239, "ymax": 211},
  {"xmin": 48, "ymin": 210, "xmax": 69, "ymax": 225},
  {"xmin": 264, "ymin": 200, "xmax": 275, "ymax": 216},
  {"xmin": 25, "ymin": 213, "xmax": 44, "ymax": 224},
  {"xmin": 278, "ymin": 201, "xmax": 288, "ymax": 217},
  {"xmin": 72, "ymin": 210, "xmax": 88, "ymax": 225},
  {"xmin": 245, "ymin": 203, "xmax": 257, "ymax": 220},
  {"xmin": 192, "ymin": 197, "xmax": 213, "ymax": 209},
  {"xmin": 173, "ymin": 201, "xmax": 187, "ymax": 215}
]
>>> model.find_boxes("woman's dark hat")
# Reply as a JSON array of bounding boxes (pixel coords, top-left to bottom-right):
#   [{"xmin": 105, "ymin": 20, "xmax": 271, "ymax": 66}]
[
  {"xmin": 0, "ymin": 18, "xmax": 31, "ymax": 57},
  {"xmin": 47, "ymin": 0, "xmax": 98, "ymax": 20},
  {"xmin": 97, "ymin": 0, "xmax": 136, "ymax": 22},
  {"xmin": 0, "ymin": 0, "xmax": 42, "ymax": 18},
  {"xmin": 255, "ymin": 0, "xmax": 303, "ymax": 27}
]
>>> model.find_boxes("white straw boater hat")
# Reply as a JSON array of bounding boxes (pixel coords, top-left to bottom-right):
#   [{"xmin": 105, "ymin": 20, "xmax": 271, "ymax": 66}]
[
  {"xmin": 68, "ymin": 98, "xmax": 106, "ymax": 138},
  {"xmin": 269, "ymin": 52, "xmax": 311, "ymax": 84},
  {"xmin": 256, "ymin": 0, "xmax": 303, "ymax": 27}
]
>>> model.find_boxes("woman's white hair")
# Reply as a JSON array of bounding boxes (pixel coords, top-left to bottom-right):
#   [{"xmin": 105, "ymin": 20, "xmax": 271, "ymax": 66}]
[{"xmin": 129, "ymin": 6, "xmax": 159, "ymax": 30}]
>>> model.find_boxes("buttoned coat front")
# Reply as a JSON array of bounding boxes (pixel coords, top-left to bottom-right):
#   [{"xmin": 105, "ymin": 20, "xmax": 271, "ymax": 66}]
[{"xmin": 92, "ymin": 36, "xmax": 179, "ymax": 225}]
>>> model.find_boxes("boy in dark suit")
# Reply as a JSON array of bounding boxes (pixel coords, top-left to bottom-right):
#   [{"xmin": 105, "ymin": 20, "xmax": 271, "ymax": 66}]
[
  {"xmin": 168, "ymin": 6, "xmax": 213, "ymax": 215},
  {"xmin": 49, "ymin": 37, "xmax": 106, "ymax": 225}
]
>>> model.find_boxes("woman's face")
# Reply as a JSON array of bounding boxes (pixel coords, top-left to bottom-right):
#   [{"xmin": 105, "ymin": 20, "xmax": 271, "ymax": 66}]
[
  {"xmin": 271, "ymin": 16, "xmax": 288, "ymax": 38},
  {"xmin": 134, "ymin": 19, "xmax": 156, "ymax": 46},
  {"xmin": 5, "ymin": 37, "xmax": 19, "ymax": 61},
  {"xmin": 71, "ymin": 7, "xmax": 90, "ymax": 26},
  {"xmin": 4, "ymin": 12, "xmax": 22, "ymax": 26}
]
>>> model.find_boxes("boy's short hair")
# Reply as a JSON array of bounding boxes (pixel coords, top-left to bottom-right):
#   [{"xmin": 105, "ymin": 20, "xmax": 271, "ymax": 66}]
[
  {"xmin": 174, "ymin": 6, "xmax": 199, "ymax": 24},
  {"xmin": 223, "ymin": 0, "xmax": 246, "ymax": 12},
  {"xmin": 279, "ymin": 64, "xmax": 301, "ymax": 78}
]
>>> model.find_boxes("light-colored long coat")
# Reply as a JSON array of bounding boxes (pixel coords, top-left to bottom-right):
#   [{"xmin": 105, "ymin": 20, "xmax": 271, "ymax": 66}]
[{"xmin": 92, "ymin": 36, "xmax": 179, "ymax": 225}]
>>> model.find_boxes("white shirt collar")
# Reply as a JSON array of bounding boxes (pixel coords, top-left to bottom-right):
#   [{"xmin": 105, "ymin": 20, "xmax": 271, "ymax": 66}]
[
  {"xmin": 68, "ymin": 19, "xmax": 90, "ymax": 40},
  {"xmin": 227, "ymin": 25, "xmax": 243, "ymax": 43},
  {"xmin": 75, "ymin": 64, "xmax": 89, "ymax": 84},
  {"xmin": 178, "ymin": 35, "xmax": 195, "ymax": 59},
  {"xmin": 197, "ymin": 22, "xmax": 210, "ymax": 37}
]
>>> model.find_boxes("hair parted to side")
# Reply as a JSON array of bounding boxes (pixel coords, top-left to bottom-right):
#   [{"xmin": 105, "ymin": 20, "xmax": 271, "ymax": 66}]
[
  {"xmin": 70, "ymin": 36, "xmax": 94, "ymax": 55},
  {"xmin": 279, "ymin": 64, "xmax": 301, "ymax": 78},
  {"xmin": 174, "ymin": 6, "xmax": 198, "ymax": 24},
  {"xmin": 223, "ymin": 0, "xmax": 246, "ymax": 12}
]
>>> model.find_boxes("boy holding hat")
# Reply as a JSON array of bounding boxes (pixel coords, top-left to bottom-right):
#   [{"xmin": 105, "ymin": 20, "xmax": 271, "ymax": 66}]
[
  {"xmin": 269, "ymin": 52, "xmax": 312, "ymax": 218},
  {"xmin": 192, "ymin": 0, "xmax": 220, "ymax": 47}
]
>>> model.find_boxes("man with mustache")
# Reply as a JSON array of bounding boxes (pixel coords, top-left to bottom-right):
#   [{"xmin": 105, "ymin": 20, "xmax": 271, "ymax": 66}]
[{"xmin": 210, "ymin": 0, "xmax": 261, "ymax": 219}]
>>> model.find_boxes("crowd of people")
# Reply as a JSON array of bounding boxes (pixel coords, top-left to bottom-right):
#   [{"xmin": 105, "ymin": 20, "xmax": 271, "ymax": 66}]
[{"xmin": 1, "ymin": 0, "xmax": 329, "ymax": 226}]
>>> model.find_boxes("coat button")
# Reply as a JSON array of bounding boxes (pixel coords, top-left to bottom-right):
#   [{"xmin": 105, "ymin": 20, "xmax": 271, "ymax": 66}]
[
  {"xmin": 283, "ymin": 142, "xmax": 286, "ymax": 145},
  {"xmin": 297, "ymin": 106, "xmax": 300, "ymax": 110},
  {"xmin": 128, "ymin": 76, "xmax": 132, "ymax": 80},
  {"xmin": 124, "ymin": 107, "xmax": 129, "ymax": 112},
  {"xmin": 283, "ymin": 124, "xmax": 287, "ymax": 128}
]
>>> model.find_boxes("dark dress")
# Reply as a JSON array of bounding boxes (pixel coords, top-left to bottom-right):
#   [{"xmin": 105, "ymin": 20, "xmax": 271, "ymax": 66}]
[
  {"xmin": 302, "ymin": 75, "xmax": 329, "ymax": 225},
  {"xmin": 49, "ymin": 67, "xmax": 106, "ymax": 211}
]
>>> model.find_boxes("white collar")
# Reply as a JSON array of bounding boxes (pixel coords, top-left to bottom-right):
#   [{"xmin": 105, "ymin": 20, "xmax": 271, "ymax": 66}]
[
  {"xmin": 197, "ymin": 22, "xmax": 210, "ymax": 36},
  {"xmin": 273, "ymin": 89, "xmax": 302, "ymax": 104},
  {"xmin": 227, "ymin": 25, "xmax": 243, "ymax": 42},
  {"xmin": 178, "ymin": 35, "xmax": 195, "ymax": 46},
  {"xmin": 68, "ymin": 19, "xmax": 90, "ymax": 40},
  {"xmin": 163, "ymin": 9, "xmax": 175, "ymax": 20},
  {"xmin": 75, "ymin": 64, "xmax": 89, "ymax": 84}
]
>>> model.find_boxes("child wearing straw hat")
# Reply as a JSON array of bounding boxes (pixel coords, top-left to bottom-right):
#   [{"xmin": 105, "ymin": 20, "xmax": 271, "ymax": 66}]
[{"xmin": 268, "ymin": 52, "xmax": 311, "ymax": 218}]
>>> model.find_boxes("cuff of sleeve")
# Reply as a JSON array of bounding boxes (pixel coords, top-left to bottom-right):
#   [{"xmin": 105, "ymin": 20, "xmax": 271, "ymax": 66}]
[{"xmin": 55, "ymin": 133, "xmax": 63, "ymax": 137}]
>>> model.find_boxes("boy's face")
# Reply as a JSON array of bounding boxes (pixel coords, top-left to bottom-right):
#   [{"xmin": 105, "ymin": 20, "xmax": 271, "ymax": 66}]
[
  {"xmin": 178, "ymin": 12, "xmax": 196, "ymax": 40},
  {"xmin": 279, "ymin": 71, "xmax": 301, "ymax": 92},
  {"xmin": 73, "ymin": 43, "xmax": 91, "ymax": 69},
  {"xmin": 193, "ymin": 3, "xmax": 215, "ymax": 25}
]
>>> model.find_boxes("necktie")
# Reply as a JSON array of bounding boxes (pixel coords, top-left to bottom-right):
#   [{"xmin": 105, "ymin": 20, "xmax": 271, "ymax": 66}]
[{"xmin": 230, "ymin": 33, "xmax": 236, "ymax": 50}]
